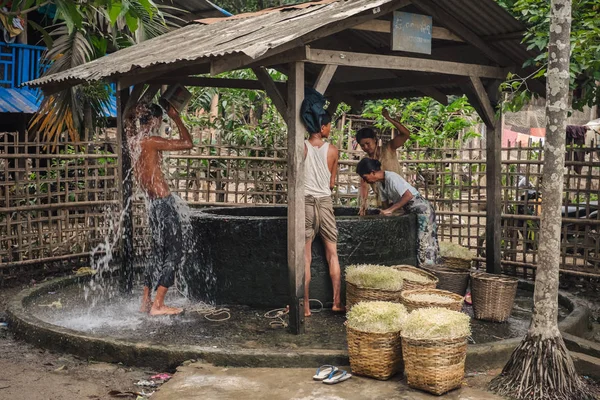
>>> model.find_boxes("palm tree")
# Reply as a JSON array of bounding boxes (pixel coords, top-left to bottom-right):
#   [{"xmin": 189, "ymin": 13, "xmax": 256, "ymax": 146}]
[{"xmin": 1, "ymin": 0, "xmax": 181, "ymax": 142}]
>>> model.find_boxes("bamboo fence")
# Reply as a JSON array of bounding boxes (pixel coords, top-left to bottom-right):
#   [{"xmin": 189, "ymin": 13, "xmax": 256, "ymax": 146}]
[{"xmin": 1, "ymin": 119, "xmax": 599, "ymax": 284}]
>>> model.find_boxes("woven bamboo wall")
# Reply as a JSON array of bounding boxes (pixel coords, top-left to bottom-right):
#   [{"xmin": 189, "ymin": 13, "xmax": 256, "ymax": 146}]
[{"xmin": 1, "ymin": 122, "xmax": 599, "ymax": 285}]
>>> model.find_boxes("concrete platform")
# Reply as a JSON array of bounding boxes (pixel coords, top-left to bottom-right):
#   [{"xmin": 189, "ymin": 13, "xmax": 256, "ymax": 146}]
[{"xmin": 151, "ymin": 363, "xmax": 505, "ymax": 400}]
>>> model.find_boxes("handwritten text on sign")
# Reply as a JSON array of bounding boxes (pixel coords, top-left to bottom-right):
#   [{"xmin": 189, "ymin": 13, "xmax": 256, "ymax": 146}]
[{"xmin": 392, "ymin": 11, "xmax": 432, "ymax": 55}]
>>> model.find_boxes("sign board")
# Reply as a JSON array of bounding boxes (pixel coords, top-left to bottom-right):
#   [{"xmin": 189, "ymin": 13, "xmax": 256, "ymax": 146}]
[{"xmin": 391, "ymin": 11, "xmax": 432, "ymax": 55}]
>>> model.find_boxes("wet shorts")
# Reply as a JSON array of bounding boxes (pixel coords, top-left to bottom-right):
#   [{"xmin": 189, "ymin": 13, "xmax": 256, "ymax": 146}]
[
  {"xmin": 305, "ymin": 195, "xmax": 338, "ymax": 244},
  {"xmin": 145, "ymin": 195, "xmax": 182, "ymax": 289}
]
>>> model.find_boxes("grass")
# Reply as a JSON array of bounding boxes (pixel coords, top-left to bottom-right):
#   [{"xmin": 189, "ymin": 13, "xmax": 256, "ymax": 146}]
[
  {"xmin": 402, "ymin": 307, "xmax": 471, "ymax": 340},
  {"xmin": 345, "ymin": 264, "xmax": 404, "ymax": 291},
  {"xmin": 439, "ymin": 242, "xmax": 475, "ymax": 261},
  {"xmin": 346, "ymin": 301, "xmax": 408, "ymax": 333}
]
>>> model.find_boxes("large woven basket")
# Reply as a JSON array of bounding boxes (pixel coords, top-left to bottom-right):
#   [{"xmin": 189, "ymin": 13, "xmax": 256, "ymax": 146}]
[
  {"xmin": 425, "ymin": 266, "xmax": 470, "ymax": 296},
  {"xmin": 391, "ymin": 265, "xmax": 438, "ymax": 291},
  {"xmin": 442, "ymin": 256, "xmax": 472, "ymax": 270},
  {"xmin": 471, "ymin": 272, "xmax": 518, "ymax": 322},
  {"xmin": 402, "ymin": 336, "xmax": 467, "ymax": 395},
  {"xmin": 346, "ymin": 325, "xmax": 403, "ymax": 380},
  {"xmin": 346, "ymin": 281, "xmax": 403, "ymax": 310},
  {"xmin": 400, "ymin": 289, "xmax": 464, "ymax": 312}
]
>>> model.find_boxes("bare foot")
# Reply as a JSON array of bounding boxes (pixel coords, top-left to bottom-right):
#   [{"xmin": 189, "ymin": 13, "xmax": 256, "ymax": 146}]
[
  {"xmin": 332, "ymin": 305, "xmax": 346, "ymax": 313},
  {"xmin": 139, "ymin": 302, "xmax": 152, "ymax": 314},
  {"xmin": 304, "ymin": 307, "xmax": 312, "ymax": 317},
  {"xmin": 149, "ymin": 305, "xmax": 183, "ymax": 316}
]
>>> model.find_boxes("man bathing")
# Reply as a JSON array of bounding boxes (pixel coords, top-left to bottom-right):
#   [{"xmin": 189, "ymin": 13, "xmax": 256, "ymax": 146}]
[
  {"xmin": 302, "ymin": 108, "xmax": 344, "ymax": 317},
  {"xmin": 129, "ymin": 103, "xmax": 192, "ymax": 316}
]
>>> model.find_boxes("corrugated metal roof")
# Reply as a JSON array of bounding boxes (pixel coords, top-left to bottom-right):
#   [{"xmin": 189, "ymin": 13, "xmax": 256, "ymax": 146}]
[
  {"xmin": 25, "ymin": 0, "xmax": 412, "ymax": 88},
  {"xmin": 28, "ymin": 0, "xmax": 534, "ymax": 91},
  {"xmin": 0, "ymin": 88, "xmax": 40, "ymax": 113}
]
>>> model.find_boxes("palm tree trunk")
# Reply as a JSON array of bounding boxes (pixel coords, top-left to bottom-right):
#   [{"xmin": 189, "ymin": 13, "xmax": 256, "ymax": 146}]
[{"xmin": 490, "ymin": 1, "xmax": 595, "ymax": 399}]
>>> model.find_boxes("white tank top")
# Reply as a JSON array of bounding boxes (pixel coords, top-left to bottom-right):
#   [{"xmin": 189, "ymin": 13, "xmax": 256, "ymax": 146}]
[{"xmin": 304, "ymin": 141, "xmax": 331, "ymax": 198}]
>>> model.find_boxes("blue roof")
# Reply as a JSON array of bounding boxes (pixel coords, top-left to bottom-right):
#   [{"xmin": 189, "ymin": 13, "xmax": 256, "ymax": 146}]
[
  {"xmin": 0, "ymin": 86, "xmax": 116, "ymax": 117},
  {"xmin": 0, "ymin": 87, "xmax": 40, "ymax": 113}
]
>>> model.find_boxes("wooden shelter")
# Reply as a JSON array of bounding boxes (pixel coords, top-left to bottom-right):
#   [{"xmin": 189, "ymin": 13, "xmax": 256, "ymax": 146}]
[{"xmin": 28, "ymin": 0, "xmax": 542, "ymax": 333}]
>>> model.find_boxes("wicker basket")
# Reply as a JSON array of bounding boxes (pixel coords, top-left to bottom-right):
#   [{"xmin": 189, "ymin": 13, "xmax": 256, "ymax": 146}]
[
  {"xmin": 391, "ymin": 265, "xmax": 438, "ymax": 291},
  {"xmin": 471, "ymin": 272, "xmax": 518, "ymax": 322},
  {"xmin": 442, "ymin": 256, "xmax": 472, "ymax": 270},
  {"xmin": 346, "ymin": 325, "xmax": 403, "ymax": 380},
  {"xmin": 402, "ymin": 336, "xmax": 468, "ymax": 395},
  {"xmin": 400, "ymin": 289, "xmax": 464, "ymax": 312},
  {"xmin": 425, "ymin": 266, "xmax": 470, "ymax": 296},
  {"xmin": 346, "ymin": 281, "xmax": 403, "ymax": 310}
]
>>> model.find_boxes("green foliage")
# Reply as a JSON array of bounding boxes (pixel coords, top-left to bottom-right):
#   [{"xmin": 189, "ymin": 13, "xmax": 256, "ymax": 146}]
[
  {"xmin": 185, "ymin": 68, "xmax": 288, "ymax": 148},
  {"xmin": 362, "ymin": 96, "xmax": 481, "ymax": 148},
  {"xmin": 1, "ymin": 0, "xmax": 181, "ymax": 142},
  {"xmin": 497, "ymin": 0, "xmax": 600, "ymax": 111}
]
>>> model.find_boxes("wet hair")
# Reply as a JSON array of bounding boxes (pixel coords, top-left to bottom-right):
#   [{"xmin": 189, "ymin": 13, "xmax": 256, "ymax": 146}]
[
  {"xmin": 355, "ymin": 127, "xmax": 377, "ymax": 142},
  {"xmin": 139, "ymin": 103, "xmax": 163, "ymax": 125},
  {"xmin": 320, "ymin": 111, "xmax": 332, "ymax": 127},
  {"xmin": 356, "ymin": 158, "xmax": 382, "ymax": 177}
]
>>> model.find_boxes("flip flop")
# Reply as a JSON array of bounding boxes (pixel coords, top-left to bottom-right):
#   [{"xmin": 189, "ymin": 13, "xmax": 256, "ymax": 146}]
[
  {"xmin": 312, "ymin": 365, "xmax": 338, "ymax": 381},
  {"xmin": 323, "ymin": 369, "xmax": 352, "ymax": 385}
]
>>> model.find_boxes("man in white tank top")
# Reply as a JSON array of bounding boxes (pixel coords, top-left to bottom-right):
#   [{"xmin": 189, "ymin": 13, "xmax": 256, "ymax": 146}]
[{"xmin": 303, "ymin": 112, "xmax": 344, "ymax": 317}]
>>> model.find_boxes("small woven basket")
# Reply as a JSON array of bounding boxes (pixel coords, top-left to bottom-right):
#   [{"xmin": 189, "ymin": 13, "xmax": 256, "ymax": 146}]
[
  {"xmin": 391, "ymin": 265, "xmax": 438, "ymax": 291},
  {"xmin": 471, "ymin": 272, "xmax": 518, "ymax": 322},
  {"xmin": 400, "ymin": 289, "xmax": 464, "ymax": 313},
  {"xmin": 402, "ymin": 336, "xmax": 468, "ymax": 395},
  {"xmin": 346, "ymin": 325, "xmax": 403, "ymax": 380},
  {"xmin": 442, "ymin": 256, "xmax": 472, "ymax": 270},
  {"xmin": 346, "ymin": 281, "xmax": 403, "ymax": 310},
  {"xmin": 425, "ymin": 266, "xmax": 470, "ymax": 296}
]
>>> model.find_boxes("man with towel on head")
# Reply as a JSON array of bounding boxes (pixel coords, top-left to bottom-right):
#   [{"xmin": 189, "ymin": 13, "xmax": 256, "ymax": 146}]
[{"xmin": 300, "ymin": 88, "xmax": 344, "ymax": 317}]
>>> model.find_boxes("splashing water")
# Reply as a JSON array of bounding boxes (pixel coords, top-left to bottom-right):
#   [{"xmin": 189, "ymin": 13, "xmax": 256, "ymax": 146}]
[{"xmin": 64, "ymin": 103, "xmax": 218, "ymax": 329}]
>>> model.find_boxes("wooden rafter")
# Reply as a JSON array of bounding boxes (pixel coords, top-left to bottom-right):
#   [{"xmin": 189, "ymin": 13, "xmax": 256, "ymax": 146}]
[
  {"xmin": 252, "ymin": 66, "xmax": 288, "ymax": 119},
  {"xmin": 352, "ymin": 19, "xmax": 464, "ymax": 42},
  {"xmin": 304, "ymin": 48, "xmax": 508, "ymax": 79},
  {"xmin": 313, "ymin": 65, "xmax": 338, "ymax": 94}
]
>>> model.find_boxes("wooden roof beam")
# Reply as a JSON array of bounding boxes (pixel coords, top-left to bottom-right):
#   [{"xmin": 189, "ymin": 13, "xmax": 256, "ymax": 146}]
[
  {"xmin": 304, "ymin": 48, "xmax": 508, "ymax": 79},
  {"xmin": 253, "ymin": 66, "xmax": 289, "ymax": 119},
  {"xmin": 147, "ymin": 76, "xmax": 287, "ymax": 92},
  {"xmin": 420, "ymin": 87, "xmax": 448, "ymax": 105},
  {"xmin": 465, "ymin": 76, "xmax": 496, "ymax": 129},
  {"xmin": 327, "ymin": 75, "xmax": 458, "ymax": 94},
  {"xmin": 352, "ymin": 19, "xmax": 464, "ymax": 42},
  {"xmin": 313, "ymin": 64, "xmax": 338, "ymax": 94}
]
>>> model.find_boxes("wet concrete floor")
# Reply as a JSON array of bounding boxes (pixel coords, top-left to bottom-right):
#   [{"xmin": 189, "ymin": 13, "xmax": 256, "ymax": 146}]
[
  {"xmin": 151, "ymin": 363, "xmax": 505, "ymax": 400},
  {"xmin": 28, "ymin": 283, "xmax": 568, "ymax": 351}
]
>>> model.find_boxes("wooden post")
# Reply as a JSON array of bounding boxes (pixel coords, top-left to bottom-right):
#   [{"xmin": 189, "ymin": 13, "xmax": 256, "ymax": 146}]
[
  {"xmin": 286, "ymin": 61, "xmax": 306, "ymax": 334},
  {"xmin": 486, "ymin": 112, "xmax": 502, "ymax": 274},
  {"xmin": 116, "ymin": 85, "xmax": 135, "ymax": 293}
]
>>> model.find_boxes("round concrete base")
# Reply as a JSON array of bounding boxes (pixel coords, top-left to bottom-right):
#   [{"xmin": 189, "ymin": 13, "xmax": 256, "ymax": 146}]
[{"xmin": 7, "ymin": 275, "xmax": 593, "ymax": 371}]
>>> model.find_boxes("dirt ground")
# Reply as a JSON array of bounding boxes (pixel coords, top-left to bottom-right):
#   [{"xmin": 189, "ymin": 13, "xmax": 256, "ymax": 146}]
[{"xmin": 0, "ymin": 284, "xmax": 162, "ymax": 400}]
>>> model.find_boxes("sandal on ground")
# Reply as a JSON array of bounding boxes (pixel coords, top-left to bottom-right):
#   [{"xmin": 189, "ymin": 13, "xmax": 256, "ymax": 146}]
[
  {"xmin": 322, "ymin": 369, "xmax": 352, "ymax": 385},
  {"xmin": 312, "ymin": 365, "xmax": 338, "ymax": 381}
]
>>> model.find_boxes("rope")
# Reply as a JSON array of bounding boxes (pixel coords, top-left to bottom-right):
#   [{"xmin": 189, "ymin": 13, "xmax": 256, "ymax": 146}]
[
  {"xmin": 263, "ymin": 299, "xmax": 325, "ymax": 328},
  {"xmin": 175, "ymin": 282, "xmax": 230, "ymax": 322},
  {"xmin": 186, "ymin": 303, "xmax": 231, "ymax": 322}
]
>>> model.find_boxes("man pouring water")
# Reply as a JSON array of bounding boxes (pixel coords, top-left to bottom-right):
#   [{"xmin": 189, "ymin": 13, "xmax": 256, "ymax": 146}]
[{"xmin": 127, "ymin": 99, "xmax": 192, "ymax": 316}]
